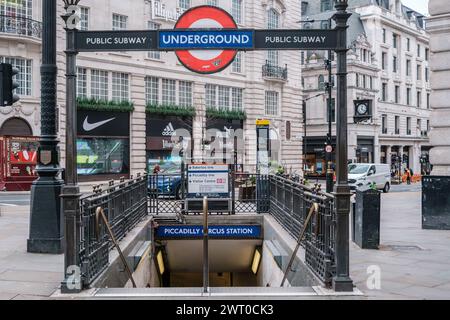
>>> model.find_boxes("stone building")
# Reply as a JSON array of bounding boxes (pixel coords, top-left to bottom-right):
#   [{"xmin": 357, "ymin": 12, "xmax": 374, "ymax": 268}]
[
  {"xmin": 0, "ymin": 0, "xmax": 305, "ymax": 182},
  {"xmin": 301, "ymin": 0, "xmax": 431, "ymax": 178}
]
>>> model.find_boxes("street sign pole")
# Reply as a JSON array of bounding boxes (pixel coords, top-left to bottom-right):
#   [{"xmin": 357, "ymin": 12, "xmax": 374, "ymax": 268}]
[
  {"xmin": 332, "ymin": 0, "xmax": 354, "ymax": 292},
  {"xmin": 61, "ymin": 16, "xmax": 82, "ymax": 293}
]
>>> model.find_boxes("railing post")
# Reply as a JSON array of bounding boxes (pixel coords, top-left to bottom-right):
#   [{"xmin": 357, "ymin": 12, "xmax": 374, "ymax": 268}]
[
  {"xmin": 332, "ymin": 0, "xmax": 354, "ymax": 292},
  {"xmin": 203, "ymin": 197, "xmax": 209, "ymax": 294}
]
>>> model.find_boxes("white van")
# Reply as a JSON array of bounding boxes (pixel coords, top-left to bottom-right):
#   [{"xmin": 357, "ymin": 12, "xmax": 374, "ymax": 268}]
[{"xmin": 348, "ymin": 163, "xmax": 391, "ymax": 193}]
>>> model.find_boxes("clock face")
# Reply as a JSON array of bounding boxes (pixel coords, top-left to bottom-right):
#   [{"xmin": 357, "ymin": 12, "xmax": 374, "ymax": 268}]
[{"xmin": 357, "ymin": 103, "xmax": 368, "ymax": 115}]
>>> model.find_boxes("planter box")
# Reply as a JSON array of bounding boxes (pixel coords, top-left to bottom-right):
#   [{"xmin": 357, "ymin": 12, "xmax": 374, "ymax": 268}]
[{"xmin": 423, "ymin": 176, "xmax": 450, "ymax": 230}]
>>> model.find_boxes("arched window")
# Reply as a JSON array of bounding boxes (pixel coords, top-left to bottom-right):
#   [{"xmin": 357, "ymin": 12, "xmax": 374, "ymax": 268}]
[{"xmin": 0, "ymin": 117, "xmax": 33, "ymax": 136}]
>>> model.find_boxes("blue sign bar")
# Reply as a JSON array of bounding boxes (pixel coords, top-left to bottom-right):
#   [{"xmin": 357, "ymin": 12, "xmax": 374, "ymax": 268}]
[
  {"xmin": 158, "ymin": 30, "xmax": 254, "ymax": 50},
  {"xmin": 156, "ymin": 225, "xmax": 261, "ymax": 238}
]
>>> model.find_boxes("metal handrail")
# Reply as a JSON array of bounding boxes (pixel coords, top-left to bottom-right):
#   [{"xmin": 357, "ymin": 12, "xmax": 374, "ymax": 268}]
[
  {"xmin": 0, "ymin": 14, "xmax": 42, "ymax": 39},
  {"xmin": 95, "ymin": 207, "xmax": 137, "ymax": 288},
  {"xmin": 262, "ymin": 62, "xmax": 288, "ymax": 80},
  {"xmin": 281, "ymin": 202, "xmax": 319, "ymax": 287}
]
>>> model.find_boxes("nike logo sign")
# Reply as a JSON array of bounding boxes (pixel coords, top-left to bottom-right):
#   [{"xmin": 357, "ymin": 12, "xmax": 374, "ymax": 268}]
[{"xmin": 83, "ymin": 116, "xmax": 116, "ymax": 132}]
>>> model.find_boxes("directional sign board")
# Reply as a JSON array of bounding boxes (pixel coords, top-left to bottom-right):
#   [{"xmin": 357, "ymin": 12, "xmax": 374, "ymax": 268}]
[
  {"xmin": 187, "ymin": 164, "xmax": 229, "ymax": 198},
  {"xmin": 74, "ymin": 5, "xmax": 340, "ymax": 73},
  {"xmin": 156, "ymin": 225, "xmax": 262, "ymax": 239}
]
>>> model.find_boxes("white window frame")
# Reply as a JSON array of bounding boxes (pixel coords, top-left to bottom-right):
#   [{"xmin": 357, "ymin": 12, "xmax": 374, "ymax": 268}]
[
  {"xmin": 1, "ymin": 56, "xmax": 32, "ymax": 96},
  {"xmin": 112, "ymin": 72, "xmax": 129, "ymax": 102},
  {"xmin": 91, "ymin": 69, "xmax": 109, "ymax": 101},
  {"xmin": 145, "ymin": 76, "xmax": 159, "ymax": 105},
  {"xmin": 112, "ymin": 13, "xmax": 127, "ymax": 30},
  {"xmin": 265, "ymin": 91, "xmax": 279, "ymax": 116},
  {"xmin": 79, "ymin": 6, "xmax": 89, "ymax": 31},
  {"xmin": 147, "ymin": 21, "xmax": 161, "ymax": 60},
  {"xmin": 76, "ymin": 67, "xmax": 88, "ymax": 98}
]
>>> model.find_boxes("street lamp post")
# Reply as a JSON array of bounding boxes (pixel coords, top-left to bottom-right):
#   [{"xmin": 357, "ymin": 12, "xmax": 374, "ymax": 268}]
[
  {"xmin": 28, "ymin": 0, "xmax": 64, "ymax": 254},
  {"xmin": 61, "ymin": 0, "xmax": 81, "ymax": 294},
  {"xmin": 325, "ymin": 18, "xmax": 334, "ymax": 194},
  {"xmin": 332, "ymin": 0, "xmax": 354, "ymax": 292}
]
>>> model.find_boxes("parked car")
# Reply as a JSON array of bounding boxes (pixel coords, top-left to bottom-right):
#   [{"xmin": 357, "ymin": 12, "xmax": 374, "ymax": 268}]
[
  {"xmin": 147, "ymin": 160, "xmax": 183, "ymax": 199},
  {"xmin": 348, "ymin": 163, "xmax": 391, "ymax": 193}
]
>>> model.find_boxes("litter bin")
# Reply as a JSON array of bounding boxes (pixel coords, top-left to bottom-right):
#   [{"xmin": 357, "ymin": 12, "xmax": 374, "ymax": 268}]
[{"xmin": 353, "ymin": 189, "xmax": 381, "ymax": 249}]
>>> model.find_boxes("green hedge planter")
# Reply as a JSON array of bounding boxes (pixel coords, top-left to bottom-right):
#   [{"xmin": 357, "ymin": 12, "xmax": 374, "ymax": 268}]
[
  {"xmin": 206, "ymin": 108, "xmax": 247, "ymax": 120},
  {"xmin": 77, "ymin": 97, "xmax": 134, "ymax": 112},
  {"xmin": 146, "ymin": 104, "xmax": 196, "ymax": 117}
]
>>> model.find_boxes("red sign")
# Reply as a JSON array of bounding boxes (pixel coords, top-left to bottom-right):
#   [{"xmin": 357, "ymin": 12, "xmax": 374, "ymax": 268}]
[{"xmin": 174, "ymin": 6, "xmax": 238, "ymax": 74}]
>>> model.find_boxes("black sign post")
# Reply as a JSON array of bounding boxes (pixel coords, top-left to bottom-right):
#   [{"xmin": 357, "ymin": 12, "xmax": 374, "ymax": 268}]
[{"xmin": 61, "ymin": 1, "xmax": 354, "ymax": 293}]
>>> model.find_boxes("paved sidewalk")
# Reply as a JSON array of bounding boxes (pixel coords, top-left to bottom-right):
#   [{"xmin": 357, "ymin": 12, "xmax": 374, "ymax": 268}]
[
  {"xmin": 0, "ymin": 206, "xmax": 63, "ymax": 300},
  {"xmin": 351, "ymin": 191, "xmax": 450, "ymax": 299},
  {"xmin": 1, "ymin": 191, "xmax": 449, "ymax": 300}
]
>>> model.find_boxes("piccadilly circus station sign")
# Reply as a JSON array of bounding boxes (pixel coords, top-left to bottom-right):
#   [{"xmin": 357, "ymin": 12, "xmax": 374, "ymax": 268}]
[{"xmin": 75, "ymin": 5, "xmax": 339, "ymax": 75}]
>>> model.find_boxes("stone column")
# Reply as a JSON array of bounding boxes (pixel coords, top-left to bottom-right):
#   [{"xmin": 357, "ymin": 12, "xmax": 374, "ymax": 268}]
[{"xmin": 428, "ymin": 0, "xmax": 450, "ymax": 175}]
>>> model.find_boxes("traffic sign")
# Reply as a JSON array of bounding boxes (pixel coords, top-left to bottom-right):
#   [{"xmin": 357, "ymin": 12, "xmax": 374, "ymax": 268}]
[{"xmin": 173, "ymin": 5, "xmax": 240, "ymax": 74}]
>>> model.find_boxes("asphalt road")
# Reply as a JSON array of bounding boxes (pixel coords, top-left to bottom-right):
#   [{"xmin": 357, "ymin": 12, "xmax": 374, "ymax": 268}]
[{"xmin": 0, "ymin": 193, "xmax": 31, "ymax": 207}]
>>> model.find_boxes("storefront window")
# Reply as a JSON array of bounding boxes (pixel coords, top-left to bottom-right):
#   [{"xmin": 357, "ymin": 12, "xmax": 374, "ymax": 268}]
[{"xmin": 77, "ymin": 138, "xmax": 129, "ymax": 176}]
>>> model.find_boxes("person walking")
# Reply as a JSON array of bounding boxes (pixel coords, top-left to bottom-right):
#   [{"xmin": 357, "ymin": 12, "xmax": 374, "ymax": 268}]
[{"xmin": 405, "ymin": 168, "xmax": 412, "ymax": 185}]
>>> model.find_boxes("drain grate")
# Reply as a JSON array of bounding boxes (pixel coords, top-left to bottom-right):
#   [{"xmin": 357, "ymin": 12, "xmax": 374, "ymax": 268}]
[{"xmin": 380, "ymin": 244, "xmax": 425, "ymax": 251}]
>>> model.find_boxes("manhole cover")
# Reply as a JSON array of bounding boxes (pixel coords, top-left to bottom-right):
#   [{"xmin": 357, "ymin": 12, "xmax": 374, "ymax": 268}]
[{"xmin": 380, "ymin": 244, "xmax": 425, "ymax": 251}]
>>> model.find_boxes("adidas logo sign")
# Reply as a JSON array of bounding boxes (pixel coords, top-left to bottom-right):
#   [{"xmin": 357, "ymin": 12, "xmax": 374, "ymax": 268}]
[{"xmin": 162, "ymin": 122, "xmax": 175, "ymax": 136}]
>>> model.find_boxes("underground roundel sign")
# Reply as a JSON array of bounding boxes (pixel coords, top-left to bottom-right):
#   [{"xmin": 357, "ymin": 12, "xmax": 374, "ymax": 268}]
[{"xmin": 174, "ymin": 6, "xmax": 239, "ymax": 74}]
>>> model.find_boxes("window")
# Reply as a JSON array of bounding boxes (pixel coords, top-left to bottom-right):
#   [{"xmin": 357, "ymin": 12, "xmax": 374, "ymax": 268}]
[
  {"xmin": 79, "ymin": 7, "xmax": 89, "ymax": 31},
  {"xmin": 0, "ymin": 0, "xmax": 32, "ymax": 19},
  {"xmin": 232, "ymin": 52, "xmax": 242, "ymax": 73},
  {"xmin": 382, "ymin": 52, "xmax": 387, "ymax": 70},
  {"xmin": 205, "ymin": 84, "xmax": 217, "ymax": 109},
  {"xmin": 231, "ymin": 88, "xmax": 243, "ymax": 111},
  {"xmin": 417, "ymin": 65, "xmax": 422, "ymax": 80},
  {"xmin": 356, "ymin": 73, "xmax": 359, "ymax": 87},
  {"xmin": 427, "ymin": 120, "xmax": 430, "ymax": 132},
  {"xmin": 326, "ymin": 98, "xmax": 336, "ymax": 123},
  {"xmin": 77, "ymin": 67, "xmax": 87, "ymax": 98},
  {"xmin": 162, "ymin": 79, "xmax": 176, "ymax": 105},
  {"xmin": 393, "ymin": 33, "xmax": 398, "ymax": 49},
  {"xmin": 417, "ymin": 119, "xmax": 422, "ymax": 134},
  {"xmin": 393, "ymin": 56, "xmax": 398, "ymax": 73},
  {"xmin": 369, "ymin": 76, "xmax": 373, "ymax": 90},
  {"xmin": 218, "ymin": 86, "xmax": 230, "ymax": 109},
  {"xmin": 417, "ymin": 91, "xmax": 422, "ymax": 108},
  {"xmin": 179, "ymin": 0, "xmax": 190, "ymax": 10},
  {"xmin": 77, "ymin": 138, "xmax": 129, "ymax": 176},
  {"xmin": 112, "ymin": 72, "xmax": 129, "ymax": 102},
  {"xmin": 406, "ymin": 59, "xmax": 411, "ymax": 76},
  {"xmin": 417, "ymin": 44, "xmax": 421, "ymax": 57},
  {"xmin": 147, "ymin": 22, "xmax": 161, "ymax": 60},
  {"xmin": 266, "ymin": 9, "xmax": 279, "ymax": 66},
  {"xmin": 382, "ymin": 114, "xmax": 388, "ymax": 134},
  {"xmin": 318, "ymin": 75, "xmax": 325, "ymax": 90},
  {"xmin": 406, "ymin": 38, "xmax": 410, "ymax": 51},
  {"xmin": 381, "ymin": 83, "xmax": 387, "ymax": 102},
  {"xmin": 407, "ymin": 88, "xmax": 411, "ymax": 106},
  {"xmin": 382, "ymin": 28, "xmax": 386, "ymax": 43},
  {"xmin": 1, "ymin": 57, "xmax": 32, "ymax": 96},
  {"xmin": 362, "ymin": 75, "xmax": 367, "ymax": 88},
  {"xmin": 91, "ymin": 69, "xmax": 108, "ymax": 100},
  {"xmin": 178, "ymin": 81, "xmax": 193, "ymax": 107},
  {"xmin": 112, "ymin": 14, "xmax": 127, "ymax": 30},
  {"xmin": 425, "ymin": 67, "xmax": 429, "ymax": 82},
  {"xmin": 207, "ymin": 0, "xmax": 217, "ymax": 5},
  {"xmin": 265, "ymin": 91, "xmax": 279, "ymax": 116},
  {"xmin": 320, "ymin": 0, "xmax": 333, "ymax": 12},
  {"xmin": 232, "ymin": 0, "xmax": 242, "ymax": 24},
  {"xmin": 205, "ymin": 84, "xmax": 244, "ymax": 111},
  {"xmin": 425, "ymin": 48, "xmax": 429, "ymax": 61},
  {"xmin": 427, "ymin": 93, "xmax": 430, "ymax": 109},
  {"xmin": 145, "ymin": 76, "xmax": 159, "ymax": 105},
  {"xmin": 395, "ymin": 116, "xmax": 400, "ymax": 134},
  {"xmin": 407, "ymin": 117, "xmax": 411, "ymax": 135},
  {"xmin": 395, "ymin": 86, "xmax": 400, "ymax": 104}
]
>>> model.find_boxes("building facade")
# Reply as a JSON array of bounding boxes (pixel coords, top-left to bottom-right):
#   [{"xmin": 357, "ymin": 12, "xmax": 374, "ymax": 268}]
[
  {"xmin": 0, "ymin": 0, "xmax": 305, "ymax": 182},
  {"xmin": 427, "ymin": 0, "xmax": 450, "ymax": 176},
  {"xmin": 301, "ymin": 0, "xmax": 431, "ymax": 178}
]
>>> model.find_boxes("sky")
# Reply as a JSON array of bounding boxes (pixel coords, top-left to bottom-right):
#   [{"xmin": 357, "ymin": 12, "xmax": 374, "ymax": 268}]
[{"xmin": 402, "ymin": 0, "xmax": 429, "ymax": 16}]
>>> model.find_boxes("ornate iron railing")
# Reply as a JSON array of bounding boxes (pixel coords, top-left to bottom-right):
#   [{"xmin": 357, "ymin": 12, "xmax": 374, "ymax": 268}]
[
  {"xmin": 268, "ymin": 175, "xmax": 336, "ymax": 287},
  {"xmin": 0, "ymin": 15, "xmax": 42, "ymax": 39},
  {"xmin": 262, "ymin": 62, "xmax": 288, "ymax": 81},
  {"xmin": 79, "ymin": 174, "xmax": 148, "ymax": 288}
]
